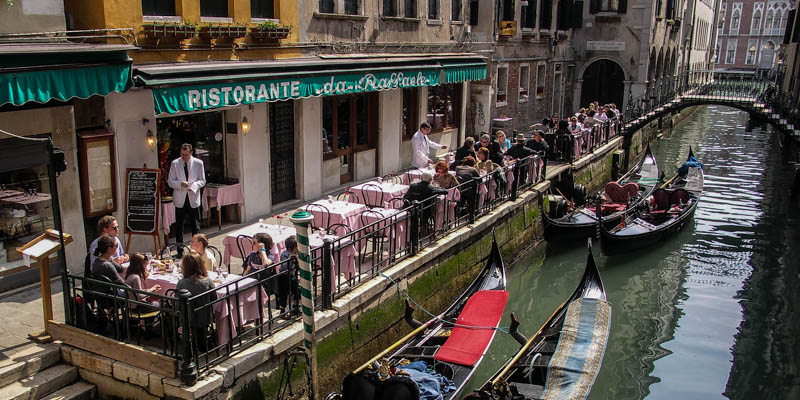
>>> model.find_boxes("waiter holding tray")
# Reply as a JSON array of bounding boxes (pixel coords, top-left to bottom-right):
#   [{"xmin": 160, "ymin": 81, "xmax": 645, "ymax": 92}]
[{"xmin": 168, "ymin": 143, "xmax": 206, "ymax": 249}]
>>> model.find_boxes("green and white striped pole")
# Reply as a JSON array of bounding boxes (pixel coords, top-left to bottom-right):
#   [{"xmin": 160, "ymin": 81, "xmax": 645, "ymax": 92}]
[{"xmin": 290, "ymin": 210, "xmax": 318, "ymax": 399}]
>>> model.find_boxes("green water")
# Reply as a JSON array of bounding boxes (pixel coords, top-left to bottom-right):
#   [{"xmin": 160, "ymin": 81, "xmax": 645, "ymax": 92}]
[{"xmin": 465, "ymin": 106, "xmax": 800, "ymax": 399}]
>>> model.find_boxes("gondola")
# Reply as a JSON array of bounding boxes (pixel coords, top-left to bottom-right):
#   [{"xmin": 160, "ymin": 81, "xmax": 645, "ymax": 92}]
[
  {"xmin": 468, "ymin": 240, "xmax": 610, "ymax": 400},
  {"xmin": 541, "ymin": 146, "xmax": 660, "ymax": 241},
  {"xmin": 598, "ymin": 147, "xmax": 703, "ymax": 255},
  {"xmin": 326, "ymin": 235, "xmax": 508, "ymax": 400}
]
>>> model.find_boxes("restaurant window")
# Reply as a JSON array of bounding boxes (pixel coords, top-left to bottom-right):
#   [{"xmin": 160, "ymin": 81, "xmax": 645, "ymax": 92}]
[
  {"xmin": 345, "ymin": 0, "xmax": 360, "ymax": 15},
  {"xmin": 452, "ymin": 0, "xmax": 462, "ymax": 21},
  {"xmin": 142, "ymin": 0, "xmax": 175, "ymax": 16},
  {"xmin": 320, "ymin": 0, "xmax": 335, "ymax": 13},
  {"xmin": 427, "ymin": 83, "xmax": 462, "ymax": 131},
  {"xmin": 0, "ymin": 136, "xmax": 57, "ymax": 278},
  {"xmin": 251, "ymin": 0, "xmax": 275, "ymax": 19},
  {"xmin": 384, "ymin": 0, "xmax": 397, "ymax": 16},
  {"xmin": 405, "ymin": 0, "xmax": 417, "ymax": 17},
  {"xmin": 522, "ymin": 0, "xmax": 536, "ymax": 29},
  {"xmin": 536, "ymin": 63, "xmax": 546, "ymax": 98},
  {"xmin": 429, "ymin": 0, "xmax": 439, "ymax": 19},
  {"xmin": 403, "ymin": 87, "xmax": 420, "ymax": 141},
  {"xmin": 519, "ymin": 64, "xmax": 530, "ymax": 102},
  {"xmin": 496, "ymin": 65, "xmax": 508, "ymax": 106},
  {"xmin": 156, "ymin": 111, "xmax": 228, "ymax": 198},
  {"xmin": 322, "ymin": 93, "xmax": 379, "ymax": 159},
  {"xmin": 201, "ymin": 0, "xmax": 228, "ymax": 17}
]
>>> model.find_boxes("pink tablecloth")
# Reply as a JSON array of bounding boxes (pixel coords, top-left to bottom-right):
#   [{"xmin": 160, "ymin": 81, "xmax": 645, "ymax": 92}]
[
  {"xmin": 434, "ymin": 188, "xmax": 461, "ymax": 230},
  {"xmin": 161, "ymin": 202, "xmax": 175, "ymax": 234},
  {"xmin": 202, "ymin": 183, "xmax": 244, "ymax": 212},
  {"xmin": 302, "ymin": 200, "xmax": 367, "ymax": 232},
  {"xmin": 351, "ymin": 181, "xmax": 409, "ymax": 207},
  {"xmin": 360, "ymin": 207, "xmax": 408, "ymax": 252},
  {"xmin": 222, "ymin": 223, "xmax": 357, "ymax": 292},
  {"xmin": 146, "ymin": 271, "xmax": 267, "ymax": 344}
]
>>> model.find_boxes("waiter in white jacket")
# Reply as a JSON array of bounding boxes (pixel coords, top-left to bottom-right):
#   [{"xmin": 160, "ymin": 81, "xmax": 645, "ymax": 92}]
[
  {"xmin": 168, "ymin": 143, "xmax": 206, "ymax": 246},
  {"xmin": 411, "ymin": 122, "xmax": 447, "ymax": 168}
]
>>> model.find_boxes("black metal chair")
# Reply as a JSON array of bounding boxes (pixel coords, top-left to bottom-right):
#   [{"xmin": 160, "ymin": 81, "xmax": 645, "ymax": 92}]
[
  {"xmin": 335, "ymin": 191, "xmax": 361, "ymax": 203},
  {"xmin": 359, "ymin": 209, "xmax": 392, "ymax": 267},
  {"xmin": 235, "ymin": 235, "xmax": 253, "ymax": 273},
  {"xmin": 404, "ymin": 168, "xmax": 422, "ymax": 184},
  {"xmin": 306, "ymin": 203, "xmax": 331, "ymax": 231},
  {"xmin": 161, "ymin": 243, "xmax": 191, "ymax": 260},
  {"xmin": 382, "ymin": 174, "xmax": 402, "ymax": 184},
  {"xmin": 361, "ymin": 183, "xmax": 385, "ymax": 208},
  {"xmin": 207, "ymin": 245, "xmax": 224, "ymax": 271},
  {"xmin": 327, "ymin": 223, "xmax": 352, "ymax": 237},
  {"xmin": 387, "ymin": 197, "xmax": 412, "ymax": 210}
]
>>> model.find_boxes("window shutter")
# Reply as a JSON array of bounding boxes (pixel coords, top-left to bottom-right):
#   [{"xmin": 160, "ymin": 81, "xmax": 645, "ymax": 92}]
[
  {"xmin": 589, "ymin": 0, "xmax": 600, "ymax": 14},
  {"xmin": 618, "ymin": 0, "xmax": 627, "ymax": 14},
  {"xmin": 784, "ymin": 9, "xmax": 796, "ymax": 44},
  {"xmin": 573, "ymin": 0, "xmax": 584, "ymax": 28}
]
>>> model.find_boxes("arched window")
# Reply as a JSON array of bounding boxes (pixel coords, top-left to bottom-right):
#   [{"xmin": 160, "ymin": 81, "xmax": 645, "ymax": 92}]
[
  {"xmin": 765, "ymin": 9, "xmax": 774, "ymax": 34},
  {"xmin": 731, "ymin": 10, "xmax": 741, "ymax": 33},
  {"xmin": 751, "ymin": 9, "xmax": 762, "ymax": 34},
  {"xmin": 746, "ymin": 44, "xmax": 757, "ymax": 64}
]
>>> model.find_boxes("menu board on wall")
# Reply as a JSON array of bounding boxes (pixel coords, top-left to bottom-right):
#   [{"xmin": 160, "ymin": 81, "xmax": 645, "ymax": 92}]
[{"xmin": 125, "ymin": 168, "xmax": 160, "ymax": 235}]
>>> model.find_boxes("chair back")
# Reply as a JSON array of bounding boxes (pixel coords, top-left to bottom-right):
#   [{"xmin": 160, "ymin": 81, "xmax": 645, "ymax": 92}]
[
  {"xmin": 670, "ymin": 188, "xmax": 690, "ymax": 207},
  {"xmin": 236, "ymin": 235, "xmax": 253, "ymax": 261},
  {"xmin": 652, "ymin": 189, "xmax": 670, "ymax": 211},
  {"xmin": 306, "ymin": 203, "xmax": 331, "ymax": 230},
  {"xmin": 360, "ymin": 209, "xmax": 390, "ymax": 235},
  {"xmin": 382, "ymin": 174, "xmax": 402, "ymax": 184},
  {"xmin": 361, "ymin": 183, "xmax": 385, "ymax": 208},
  {"xmin": 405, "ymin": 168, "xmax": 422, "ymax": 184},
  {"xmin": 162, "ymin": 243, "xmax": 191, "ymax": 260},
  {"xmin": 336, "ymin": 191, "xmax": 361, "ymax": 203},
  {"xmin": 328, "ymin": 223, "xmax": 352, "ymax": 237},
  {"xmin": 387, "ymin": 197, "xmax": 411, "ymax": 210},
  {"xmin": 207, "ymin": 245, "xmax": 223, "ymax": 268}
]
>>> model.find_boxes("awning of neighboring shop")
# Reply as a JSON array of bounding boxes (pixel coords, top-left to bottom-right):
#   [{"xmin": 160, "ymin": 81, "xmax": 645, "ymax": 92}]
[
  {"xmin": 441, "ymin": 60, "xmax": 488, "ymax": 83},
  {"xmin": 133, "ymin": 55, "xmax": 487, "ymax": 115},
  {"xmin": 0, "ymin": 43, "xmax": 134, "ymax": 107}
]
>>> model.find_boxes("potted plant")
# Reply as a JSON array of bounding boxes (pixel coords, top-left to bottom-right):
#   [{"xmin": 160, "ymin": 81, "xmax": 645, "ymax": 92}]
[
  {"xmin": 141, "ymin": 22, "xmax": 198, "ymax": 39},
  {"xmin": 250, "ymin": 21, "xmax": 291, "ymax": 40},
  {"xmin": 197, "ymin": 24, "xmax": 247, "ymax": 39}
]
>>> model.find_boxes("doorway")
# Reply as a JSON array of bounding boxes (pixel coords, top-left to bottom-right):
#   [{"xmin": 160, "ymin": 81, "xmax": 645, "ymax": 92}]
[
  {"xmin": 270, "ymin": 101, "xmax": 296, "ymax": 205},
  {"xmin": 580, "ymin": 60, "xmax": 625, "ymax": 108}
]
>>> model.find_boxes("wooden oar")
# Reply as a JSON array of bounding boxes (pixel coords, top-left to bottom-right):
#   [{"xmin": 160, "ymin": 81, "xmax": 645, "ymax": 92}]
[
  {"xmin": 659, "ymin": 174, "xmax": 678, "ymax": 189},
  {"xmin": 353, "ymin": 319, "xmax": 434, "ymax": 374}
]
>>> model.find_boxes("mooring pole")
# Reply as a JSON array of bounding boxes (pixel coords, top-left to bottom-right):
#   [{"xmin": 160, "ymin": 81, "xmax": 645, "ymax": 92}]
[{"xmin": 290, "ymin": 210, "xmax": 318, "ymax": 400}]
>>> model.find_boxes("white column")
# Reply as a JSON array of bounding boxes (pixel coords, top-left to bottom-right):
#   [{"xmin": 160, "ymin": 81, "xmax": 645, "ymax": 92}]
[
  {"xmin": 238, "ymin": 103, "xmax": 270, "ymax": 221},
  {"xmin": 378, "ymin": 89, "xmax": 402, "ymax": 175},
  {"xmin": 297, "ymin": 97, "xmax": 322, "ymax": 200}
]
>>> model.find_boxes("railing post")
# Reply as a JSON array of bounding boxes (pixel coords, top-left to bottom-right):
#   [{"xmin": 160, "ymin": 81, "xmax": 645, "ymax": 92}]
[
  {"xmin": 410, "ymin": 201, "xmax": 420, "ymax": 255},
  {"xmin": 290, "ymin": 210, "xmax": 318, "ymax": 400},
  {"xmin": 511, "ymin": 163, "xmax": 520, "ymax": 202},
  {"xmin": 321, "ymin": 239, "xmax": 333, "ymax": 310},
  {"xmin": 470, "ymin": 177, "xmax": 480, "ymax": 223},
  {"xmin": 177, "ymin": 289, "xmax": 197, "ymax": 386}
]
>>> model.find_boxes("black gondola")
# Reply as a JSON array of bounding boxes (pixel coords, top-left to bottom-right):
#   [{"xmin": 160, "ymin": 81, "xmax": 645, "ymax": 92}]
[
  {"xmin": 469, "ymin": 240, "xmax": 610, "ymax": 400},
  {"xmin": 598, "ymin": 147, "xmax": 704, "ymax": 255},
  {"xmin": 541, "ymin": 146, "xmax": 660, "ymax": 241},
  {"xmin": 326, "ymin": 235, "xmax": 508, "ymax": 400}
]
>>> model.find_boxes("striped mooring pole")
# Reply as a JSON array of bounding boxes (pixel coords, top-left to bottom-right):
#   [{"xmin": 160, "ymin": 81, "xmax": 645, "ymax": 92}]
[{"xmin": 290, "ymin": 210, "xmax": 319, "ymax": 399}]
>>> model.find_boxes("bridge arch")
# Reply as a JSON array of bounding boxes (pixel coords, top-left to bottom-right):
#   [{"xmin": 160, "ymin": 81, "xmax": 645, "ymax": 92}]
[{"xmin": 578, "ymin": 58, "xmax": 627, "ymax": 110}]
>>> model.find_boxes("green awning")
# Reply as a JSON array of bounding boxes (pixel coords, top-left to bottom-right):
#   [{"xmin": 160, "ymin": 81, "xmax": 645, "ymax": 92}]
[
  {"xmin": 0, "ymin": 63, "xmax": 131, "ymax": 107},
  {"xmin": 442, "ymin": 61, "xmax": 487, "ymax": 83}
]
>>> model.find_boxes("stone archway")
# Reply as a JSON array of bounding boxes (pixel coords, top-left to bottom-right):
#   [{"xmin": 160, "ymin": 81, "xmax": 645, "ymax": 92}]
[{"xmin": 580, "ymin": 59, "xmax": 625, "ymax": 108}]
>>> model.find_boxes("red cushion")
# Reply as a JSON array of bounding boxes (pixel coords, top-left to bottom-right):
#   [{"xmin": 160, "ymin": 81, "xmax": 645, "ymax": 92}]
[
  {"xmin": 605, "ymin": 182, "xmax": 639, "ymax": 203},
  {"xmin": 587, "ymin": 203, "xmax": 627, "ymax": 214},
  {"xmin": 434, "ymin": 290, "xmax": 509, "ymax": 366}
]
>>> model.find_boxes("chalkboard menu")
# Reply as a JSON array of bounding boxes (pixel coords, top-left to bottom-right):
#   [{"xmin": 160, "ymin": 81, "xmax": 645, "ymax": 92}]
[{"xmin": 125, "ymin": 168, "xmax": 160, "ymax": 235}]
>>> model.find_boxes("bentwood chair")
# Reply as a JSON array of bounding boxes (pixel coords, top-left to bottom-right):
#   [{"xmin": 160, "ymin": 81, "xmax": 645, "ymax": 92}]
[
  {"xmin": 404, "ymin": 167, "xmax": 422, "ymax": 184},
  {"xmin": 381, "ymin": 174, "xmax": 402, "ymax": 184},
  {"xmin": 327, "ymin": 223, "xmax": 352, "ymax": 237},
  {"xmin": 336, "ymin": 190, "xmax": 361, "ymax": 203},
  {"xmin": 207, "ymin": 245, "xmax": 224, "ymax": 272},
  {"xmin": 306, "ymin": 203, "xmax": 332, "ymax": 231},
  {"xmin": 359, "ymin": 209, "xmax": 392, "ymax": 268},
  {"xmin": 361, "ymin": 183, "xmax": 386, "ymax": 208},
  {"xmin": 387, "ymin": 197, "xmax": 412, "ymax": 210},
  {"xmin": 235, "ymin": 235, "xmax": 253, "ymax": 272}
]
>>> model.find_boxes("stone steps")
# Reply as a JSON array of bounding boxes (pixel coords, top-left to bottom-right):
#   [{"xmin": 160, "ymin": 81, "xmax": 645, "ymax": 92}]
[
  {"xmin": 0, "ymin": 344, "xmax": 61, "ymax": 387},
  {"xmin": 40, "ymin": 381, "xmax": 95, "ymax": 400},
  {"xmin": 0, "ymin": 363, "xmax": 79, "ymax": 400}
]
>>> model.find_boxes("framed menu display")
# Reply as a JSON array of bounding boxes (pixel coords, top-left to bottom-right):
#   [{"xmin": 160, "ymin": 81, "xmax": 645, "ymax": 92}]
[{"xmin": 78, "ymin": 130, "xmax": 117, "ymax": 218}]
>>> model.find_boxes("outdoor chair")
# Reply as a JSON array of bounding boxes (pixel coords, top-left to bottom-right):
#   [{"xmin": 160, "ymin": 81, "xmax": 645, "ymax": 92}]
[
  {"xmin": 382, "ymin": 174, "xmax": 402, "ymax": 184},
  {"xmin": 207, "ymin": 245, "xmax": 224, "ymax": 272},
  {"xmin": 361, "ymin": 183, "xmax": 385, "ymax": 208},
  {"xmin": 358, "ymin": 209, "xmax": 392, "ymax": 268},
  {"xmin": 306, "ymin": 203, "xmax": 332, "ymax": 231},
  {"xmin": 336, "ymin": 191, "xmax": 360, "ymax": 203},
  {"xmin": 327, "ymin": 223, "xmax": 352, "ymax": 237}
]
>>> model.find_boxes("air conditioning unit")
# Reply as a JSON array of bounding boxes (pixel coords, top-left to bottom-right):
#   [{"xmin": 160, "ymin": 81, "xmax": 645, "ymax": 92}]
[{"xmin": 499, "ymin": 21, "xmax": 517, "ymax": 37}]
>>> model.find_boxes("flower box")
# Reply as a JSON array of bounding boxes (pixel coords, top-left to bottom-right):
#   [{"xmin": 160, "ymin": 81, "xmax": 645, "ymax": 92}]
[
  {"xmin": 141, "ymin": 23, "xmax": 197, "ymax": 39},
  {"xmin": 250, "ymin": 26, "xmax": 291, "ymax": 40},
  {"xmin": 198, "ymin": 25, "xmax": 247, "ymax": 39}
]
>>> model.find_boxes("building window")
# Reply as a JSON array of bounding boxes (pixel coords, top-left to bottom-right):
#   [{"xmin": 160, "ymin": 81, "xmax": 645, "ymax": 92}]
[
  {"xmin": 714, "ymin": 43, "xmax": 721, "ymax": 63},
  {"xmin": 730, "ymin": 9, "xmax": 741, "ymax": 35},
  {"xmin": 519, "ymin": 65, "xmax": 531, "ymax": 102},
  {"xmin": 752, "ymin": 9, "xmax": 762, "ymax": 34},
  {"xmin": 725, "ymin": 40, "xmax": 737, "ymax": 64},
  {"xmin": 251, "ymin": 0, "xmax": 275, "ymax": 18},
  {"xmin": 765, "ymin": 9, "xmax": 774, "ymax": 34},
  {"xmin": 405, "ymin": 0, "xmax": 417, "ymax": 18},
  {"xmin": 384, "ymin": 0, "xmax": 397, "ymax": 16},
  {"xmin": 746, "ymin": 42, "xmax": 757, "ymax": 64},
  {"xmin": 469, "ymin": 0, "xmax": 479, "ymax": 24},
  {"xmin": 536, "ymin": 63, "xmax": 546, "ymax": 98},
  {"xmin": 452, "ymin": 0, "xmax": 462, "ymax": 21},
  {"xmin": 718, "ymin": 4, "xmax": 726, "ymax": 35},
  {"xmin": 200, "ymin": 0, "xmax": 228, "ymax": 17},
  {"xmin": 345, "ymin": 0, "xmax": 360, "ymax": 15},
  {"xmin": 142, "ymin": 0, "xmax": 175, "ymax": 16},
  {"xmin": 502, "ymin": 0, "xmax": 515, "ymax": 21},
  {"xmin": 522, "ymin": 0, "xmax": 537, "ymax": 29},
  {"xmin": 322, "ymin": 93, "xmax": 379, "ymax": 159},
  {"xmin": 496, "ymin": 65, "xmax": 508, "ymax": 106},
  {"xmin": 427, "ymin": 84, "xmax": 462, "ymax": 131},
  {"xmin": 402, "ymin": 88, "xmax": 419, "ymax": 141},
  {"xmin": 320, "ymin": 0, "xmax": 334, "ymax": 13},
  {"xmin": 540, "ymin": 0, "xmax": 552, "ymax": 30},
  {"xmin": 590, "ymin": 0, "xmax": 619, "ymax": 13},
  {"xmin": 428, "ymin": 0, "xmax": 439, "ymax": 19}
]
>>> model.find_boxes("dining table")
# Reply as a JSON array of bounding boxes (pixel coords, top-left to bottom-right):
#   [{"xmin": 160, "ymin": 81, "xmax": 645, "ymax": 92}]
[
  {"xmin": 350, "ymin": 181, "xmax": 409, "ymax": 208},
  {"xmin": 301, "ymin": 199, "xmax": 367, "ymax": 232},
  {"xmin": 146, "ymin": 270, "xmax": 266, "ymax": 345}
]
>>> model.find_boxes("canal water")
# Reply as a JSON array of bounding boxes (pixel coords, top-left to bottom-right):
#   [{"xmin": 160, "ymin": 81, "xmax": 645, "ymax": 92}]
[{"xmin": 465, "ymin": 105, "xmax": 800, "ymax": 399}]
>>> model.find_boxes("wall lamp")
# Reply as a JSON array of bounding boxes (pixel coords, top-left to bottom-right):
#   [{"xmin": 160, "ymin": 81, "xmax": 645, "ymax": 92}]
[
  {"xmin": 241, "ymin": 105, "xmax": 254, "ymax": 135},
  {"xmin": 143, "ymin": 118, "xmax": 156, "ymax": 151}
]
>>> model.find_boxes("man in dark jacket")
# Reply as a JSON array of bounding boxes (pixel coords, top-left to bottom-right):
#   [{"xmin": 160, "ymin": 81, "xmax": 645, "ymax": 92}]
[
  {"xmin": 452, "ymin": 137, "xmax": 477, "ymax": 170},
  {"xmin": 506, "ymin": 133, "xmax": 535, "ymax": 189},
  {"xmin": 404, "ymin": 172, "xmax": 448, "ymax": 233},
  {"xmin": 525, "ymin": 129, "xmax": 549, "ymax": 157}
]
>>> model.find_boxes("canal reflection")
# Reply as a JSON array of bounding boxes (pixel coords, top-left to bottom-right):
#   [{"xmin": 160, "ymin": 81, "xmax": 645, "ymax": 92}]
[{"xmin": 465, "ymin": 106, "xmax": 800, "ymax": 399}]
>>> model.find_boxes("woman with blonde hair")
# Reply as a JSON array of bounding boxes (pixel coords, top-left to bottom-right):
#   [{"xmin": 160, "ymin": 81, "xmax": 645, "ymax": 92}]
[{"xmin": 476, "ymin": 147, "xmax": 498, "ymax": 175}]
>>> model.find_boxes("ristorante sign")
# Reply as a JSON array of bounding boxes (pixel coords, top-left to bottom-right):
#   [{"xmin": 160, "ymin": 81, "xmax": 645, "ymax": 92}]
[{"xmin": 152, "ymin": 68, "xmax": 441, "ymax": 114}]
